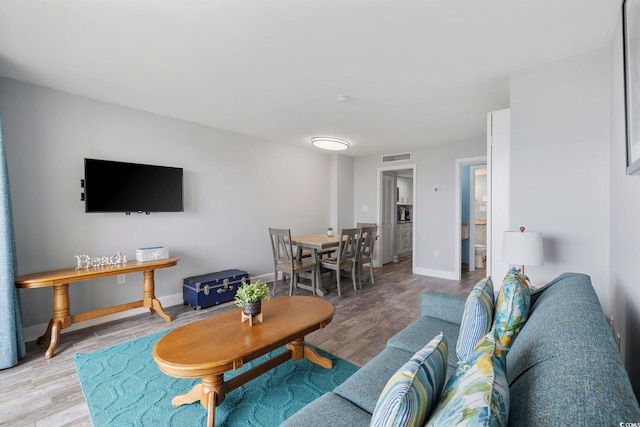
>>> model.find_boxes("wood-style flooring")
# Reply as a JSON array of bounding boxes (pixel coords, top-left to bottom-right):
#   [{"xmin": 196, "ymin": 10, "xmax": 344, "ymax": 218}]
[{"xmin": 0, "ymin": 257, "xmax": 485, "ymax": 427}]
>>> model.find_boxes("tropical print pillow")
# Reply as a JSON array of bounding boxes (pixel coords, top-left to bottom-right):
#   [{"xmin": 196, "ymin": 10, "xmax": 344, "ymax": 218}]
[
  {"xmin": 426, "ymin": 330, "xmax": 509, "ymax": 427},
  {"xmin": 456, "ymin": 276, "xmax": 494, "ymax": 364},
  {"xmin": 492, "ymin": 267, "xmax": 530, "ymax": 354},
  {"xmin": 370, "ymin": 332, "xmax": 448, "ymax": 427}
]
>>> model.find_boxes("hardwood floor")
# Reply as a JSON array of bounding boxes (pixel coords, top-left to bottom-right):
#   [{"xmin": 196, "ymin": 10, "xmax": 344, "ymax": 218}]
[{"xmin": 0, "ymin": 257, "xmax": 485, "ymax": 427}]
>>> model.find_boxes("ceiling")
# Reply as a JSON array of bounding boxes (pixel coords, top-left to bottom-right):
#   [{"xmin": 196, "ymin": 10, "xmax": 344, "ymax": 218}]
[{"xmin": 0, "ymin": 1, "xmax": 620, "ymax": 157}]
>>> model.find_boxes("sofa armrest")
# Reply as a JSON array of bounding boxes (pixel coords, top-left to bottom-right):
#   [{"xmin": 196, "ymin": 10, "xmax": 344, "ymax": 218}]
[{"xmin": 420, "ymin": 291, "xmax": 466, "ymax": 325}]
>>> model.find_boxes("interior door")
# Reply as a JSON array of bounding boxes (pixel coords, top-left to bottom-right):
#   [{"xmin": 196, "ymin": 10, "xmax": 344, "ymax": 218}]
[{"xmin": 382, "ymin": 173, "xmax": 395, "ymax": 264}]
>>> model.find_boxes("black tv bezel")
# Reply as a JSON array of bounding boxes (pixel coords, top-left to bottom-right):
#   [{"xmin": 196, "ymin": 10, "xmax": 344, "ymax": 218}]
[{"xmin": 83, "ymin": 158, "xmax": 184, "ymax": 214}]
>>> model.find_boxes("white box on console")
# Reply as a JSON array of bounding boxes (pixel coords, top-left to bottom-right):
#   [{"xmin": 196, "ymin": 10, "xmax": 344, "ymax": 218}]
[{"xmin": 136, "ymin": 246, "xmax": 169, "ymax": 262}]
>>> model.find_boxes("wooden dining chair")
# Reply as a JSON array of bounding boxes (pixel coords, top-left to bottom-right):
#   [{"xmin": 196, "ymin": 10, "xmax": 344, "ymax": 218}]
[
  {"xmin": 357, "ymin": 225, "xmax": 378, "ymax": 288},
  {"xmin": 320, "ymin": 228, "xmax": 360, "ymax": 296},
  {"xmin": 356, "ymin": 222, "xmax": 377, "ymax": 228},
  {"xmin": 269, "ymin": 228, "xmax": 317, "ymax": 296}
]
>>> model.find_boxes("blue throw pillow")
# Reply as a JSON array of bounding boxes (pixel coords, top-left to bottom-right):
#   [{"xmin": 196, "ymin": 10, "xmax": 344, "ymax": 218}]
[
  {"xmin": 456, "ymin": 277, "xmax": 494, "ymax": 364},
  {"xmin": 370, "ymin": 332, "xmax": 448, "ymax": 427},
  {"xmin": 493, "ymin": 267, "xmax": 531, "ymax": 354}
]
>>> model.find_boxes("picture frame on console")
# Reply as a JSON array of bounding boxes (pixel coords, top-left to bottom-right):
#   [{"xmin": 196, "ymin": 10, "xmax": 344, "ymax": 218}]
[{"xmin": 623, "ymin": 0, "xmax": 640, "ymax": 175}]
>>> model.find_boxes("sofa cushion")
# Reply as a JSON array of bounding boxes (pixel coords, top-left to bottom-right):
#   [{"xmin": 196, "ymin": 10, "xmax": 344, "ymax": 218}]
[
  {"xmin": 386, "ymin": 316, "xmax": 460, "ymax": 377},
  {"xmin": 506, "ymin": 273, "xmax": 640, "ymax": 426},
  {"xmin": 370, "ymin": 333, "xmax": 448, "ymax": 427},
  {"xmin": 493, "ymin": 267, "xmax": 530, "ymax": 354},
  {"xmin": 281, "ymin": 392, "xmax": 372, "ymax": 427},
  {"xmin": 421, "ymin": 291, "xmax": 467, "ymax": 323},
  {"xmin": 334, "ymin": 346, "xmax": 415, "ymax": 414},
  {"xmin": 456, "ymin": 277, "xmax": 494, "ymax": 364},
  {"xmin": 426, "ymin": 330, "xmax": 509, "ymax": 427}
]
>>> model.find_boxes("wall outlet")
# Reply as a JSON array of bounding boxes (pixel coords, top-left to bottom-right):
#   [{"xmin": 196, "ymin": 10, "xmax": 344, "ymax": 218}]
[
  {"xmin": 117, "ymin": 274, "xmax": 126, "ymax": 285},
  {"xmin": 434, "ymin": 249, "xmax": 440, "ymax": 258}
]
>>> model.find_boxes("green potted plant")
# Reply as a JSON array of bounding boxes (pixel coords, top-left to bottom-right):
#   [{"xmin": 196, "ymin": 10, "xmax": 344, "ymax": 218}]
[
  {"xmin": 327, "ymin": 227, "xmax": 333, "ymax": 236},
  {"xmin": 234, "ymin": 279, "xmax": 271, "ymax": 316}
]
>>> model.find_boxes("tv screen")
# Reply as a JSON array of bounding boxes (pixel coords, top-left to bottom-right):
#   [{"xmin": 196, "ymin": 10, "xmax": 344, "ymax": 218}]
[{"xmin": 84, "ymin": 158, "xmax": 184, "ymax": 213}]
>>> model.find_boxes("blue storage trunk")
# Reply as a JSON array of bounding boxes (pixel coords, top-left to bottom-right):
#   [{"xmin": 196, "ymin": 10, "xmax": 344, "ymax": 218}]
[{"xmin": 183, "ymin": 269, "xmax": 248, "ymax": 310}]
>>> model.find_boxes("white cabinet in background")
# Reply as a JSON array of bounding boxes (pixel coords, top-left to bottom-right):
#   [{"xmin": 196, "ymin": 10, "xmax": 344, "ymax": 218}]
[
  {"xmin": 397, "ymin": 176, "xmax": 413, "ymax": 205},
  {"xmin": 396, "ymin": 222, "xmax": 412, "ymax": 256}
]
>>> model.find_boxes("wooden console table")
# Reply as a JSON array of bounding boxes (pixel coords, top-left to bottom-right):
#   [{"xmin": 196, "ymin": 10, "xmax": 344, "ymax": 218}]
[{"xmin": 15, "ymin": 257, "xmax": 179, "ymax": 358}]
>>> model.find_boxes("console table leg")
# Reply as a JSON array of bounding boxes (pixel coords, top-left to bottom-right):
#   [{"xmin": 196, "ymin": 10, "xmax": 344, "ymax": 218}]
[
  {"xmin": 37, "ymin": 319, "xmax": 54, "ymax": 345},
  {"xmin": 142, "ymin": 270, "xmax": 172, "ymax": 322},
  {"xmin": 45, "ymin": 320, "xmax": 62, "ymax": 359},
  {"xmin": 41, "ymin": 283, "xmax": 72, "ymax": 358}
]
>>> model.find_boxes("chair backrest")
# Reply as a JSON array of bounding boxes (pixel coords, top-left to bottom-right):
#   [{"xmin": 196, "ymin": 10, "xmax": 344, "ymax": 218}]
[
  {"xmin": 360, "ymin": 225, "xmax": 378, "ymax": 258},
  {"xmin": 356, "ymin": 222, "xmax": 377, "ymax": 228},
  {"xmin": 269, "ymin": 228, "xmax": 294, "ymax": 267},
  {"xmin": 337, "ymin": 228, "xmax": 360, "ymax": 261}
]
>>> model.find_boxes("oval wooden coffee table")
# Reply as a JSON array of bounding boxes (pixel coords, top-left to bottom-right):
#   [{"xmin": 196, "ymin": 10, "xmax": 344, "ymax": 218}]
[{"xmin": 152, "ymin": 295, "xmax": 335, "ymax": 427}]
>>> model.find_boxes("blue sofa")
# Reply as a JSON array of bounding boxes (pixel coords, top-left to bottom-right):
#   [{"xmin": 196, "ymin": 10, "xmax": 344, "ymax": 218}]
[{"xmin": 282, "ymin": 273, "xmax": 640, "ymax": 426}]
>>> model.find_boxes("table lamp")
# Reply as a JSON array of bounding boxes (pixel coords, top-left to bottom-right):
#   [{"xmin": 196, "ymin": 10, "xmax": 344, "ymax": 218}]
[{"xmin": 502, "ymin": 226, "xmax": 544, "ymax": 275}]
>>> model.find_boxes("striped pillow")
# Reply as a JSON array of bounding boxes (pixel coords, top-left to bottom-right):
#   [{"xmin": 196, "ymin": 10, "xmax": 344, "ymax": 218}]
[
  {"xmin": 456, "ymin": 277, "xmax": 494, "ymax": 364},
  {"xmin": 370, "ymin": 333, "xmax": 448, "ymax": 427},
  {"xmin": 426, "ymin": 330, "xmax": 509, "ymax": 427},
  {"xmin": 493, "ymin": 267, "xmax": 531, "ymax": 354}
]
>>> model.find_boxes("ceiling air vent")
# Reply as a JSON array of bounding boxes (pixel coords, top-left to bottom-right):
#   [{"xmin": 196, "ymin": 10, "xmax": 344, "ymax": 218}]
[{"xmin": 382, "ymin": 152, "xmax": 412, "ymax": 163}]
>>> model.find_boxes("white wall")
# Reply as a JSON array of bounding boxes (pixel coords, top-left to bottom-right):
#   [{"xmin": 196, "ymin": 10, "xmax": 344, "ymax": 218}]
[
  {"xmin": 0, "ymin": 77, "xmax": 332, "ymax": 328},
  {"xmin": 509, "ymin": 49, "xmax": 611, "ymax": 308},
  {"xmin": 609, "ymin": 7, "xmax": 640, "ymax": 397},
  {"xmin": 354, "ymin": 140, "xmax": 486, "ymax": 279},
  {"xmin": 330, "ymin": 154, "xmax": 354, "ymax": 231}
]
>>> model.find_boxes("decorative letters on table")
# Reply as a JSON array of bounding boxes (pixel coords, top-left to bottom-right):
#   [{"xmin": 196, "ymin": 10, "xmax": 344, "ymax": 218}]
[{"xmin": 75, "ymin": 252, "xmax": 127, "ymax": 269}]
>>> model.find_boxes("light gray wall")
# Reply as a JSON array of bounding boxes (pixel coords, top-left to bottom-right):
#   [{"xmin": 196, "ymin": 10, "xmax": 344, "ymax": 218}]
[
  {"xmin": 354, "ymin": 140, "xmax": 486, "ymax": 278},
  {"xmin": 331, "ymin": 154, "xmax": 354, "ymax": 231},
  {"xmin": 509, "ymin": 49, "xmax": 611, "ymax": 308},
  {"xmin": 0, "ymin": 77, "xmax": 332, "ymax": 328},
  {"xmin": 609, "ymin": 9, "xmax": 640, "ymax": 397}
]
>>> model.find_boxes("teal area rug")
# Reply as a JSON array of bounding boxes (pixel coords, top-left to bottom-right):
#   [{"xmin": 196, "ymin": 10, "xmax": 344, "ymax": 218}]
[{"xmin": 74, "ymin": 330, "xmax": 357, "ymax": 427}]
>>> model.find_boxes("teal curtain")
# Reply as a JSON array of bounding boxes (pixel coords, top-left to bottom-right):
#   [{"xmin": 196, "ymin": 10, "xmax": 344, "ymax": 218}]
[{"xmin": 0, "ymin": 110, "xmax": 25, "ymax": 369}]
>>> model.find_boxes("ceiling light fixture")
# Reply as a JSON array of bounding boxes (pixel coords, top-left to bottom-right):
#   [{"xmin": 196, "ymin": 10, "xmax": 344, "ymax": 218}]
[{"xmin": 311, "ymin": 137, "xmax": 350, "ymax": 151}]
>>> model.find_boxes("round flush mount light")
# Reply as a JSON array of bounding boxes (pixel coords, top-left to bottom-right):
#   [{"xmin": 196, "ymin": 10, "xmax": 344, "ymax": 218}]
[{"xmin": 311, "ymin": 137, "xmax": 350, "ymax": 151}]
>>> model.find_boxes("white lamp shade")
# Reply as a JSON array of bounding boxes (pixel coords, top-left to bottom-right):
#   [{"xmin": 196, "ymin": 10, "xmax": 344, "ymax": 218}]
[{"xmin": 502, "ymin": 229, "xmax": 544, "ymax": 267}]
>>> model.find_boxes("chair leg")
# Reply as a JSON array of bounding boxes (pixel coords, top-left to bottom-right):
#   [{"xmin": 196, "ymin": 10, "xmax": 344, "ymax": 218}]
[
  {"xmin": 311, "ymin": 266, "xmax": 317, "ymax": 295},
  {"xmin": 351, "ymin": 263, "xmax": 358, "ymax": 291},
  {"xmin": 272, "ymin": 270, "xmax": 278, "ymax": 295},
  {"xmin": 335, "ymin": 269, "xmax": 342, "ymax": 297},
  {"xmin": 289, "ymin": 272, "xmax": 296, "ymax": 296},
  {"xmin": 356, "ymin": 261, "xmax": 363, "ymax": 290},
  {"xmin": 369, "ymin": 263, "xmax": 375, "ymax": 285}
]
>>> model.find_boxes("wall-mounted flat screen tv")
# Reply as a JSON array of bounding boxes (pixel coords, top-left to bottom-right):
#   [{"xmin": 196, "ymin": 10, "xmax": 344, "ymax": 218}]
[{"xmin": 84, "ymin": 158, "xmax": 184, "ymax": 213}]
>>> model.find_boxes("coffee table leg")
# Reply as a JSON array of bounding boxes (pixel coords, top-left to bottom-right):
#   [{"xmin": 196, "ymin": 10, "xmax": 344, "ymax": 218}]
[
  {"xmin": 288, "ymin": 338, "xmax": 333, "ymax": 369},
  {"xmin": 206, "ymin": 391, "xmax": 215, "ymax": 427},
  {"xmin": 171, "ymin": 374, "xmax": 224, "ymax": 427},
  {"xmin": 171, "ymin": 383, "xmax": 202, "ymax": 407}
]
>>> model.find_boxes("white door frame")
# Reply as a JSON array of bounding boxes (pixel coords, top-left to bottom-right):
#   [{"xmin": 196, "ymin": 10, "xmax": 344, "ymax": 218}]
[
  {"xmin": 454, "ymin": 156, "xmax": 487, "ymax": 280},
  {"xmin": 376, "ymin": 164, "xmax": 416, "ymax": 269}
]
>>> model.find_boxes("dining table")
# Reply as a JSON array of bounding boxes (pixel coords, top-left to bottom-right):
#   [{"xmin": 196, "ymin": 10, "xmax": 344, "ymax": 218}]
[{"xmin": 290, "ymin": 233, "xmax": 343, "ymax": 296}]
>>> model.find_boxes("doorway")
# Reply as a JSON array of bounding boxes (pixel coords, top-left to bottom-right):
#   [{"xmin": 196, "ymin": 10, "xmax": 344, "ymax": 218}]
[
  {"xmin": 455, "ymin": 156, "xmax": 487, "ymax": 280},
  {"xmin": 376, "ymin": 165, "xmax": 416, "ymax": 271}
]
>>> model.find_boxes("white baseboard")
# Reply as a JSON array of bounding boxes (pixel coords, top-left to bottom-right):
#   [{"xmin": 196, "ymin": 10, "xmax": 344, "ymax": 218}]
[
  {"xmin": 22, "ymin": 272, "xmax": 276, "ymax": 343},
  {"xmin": 413, "ymin": 267, "xmax": 458, "ymax": 280}
]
